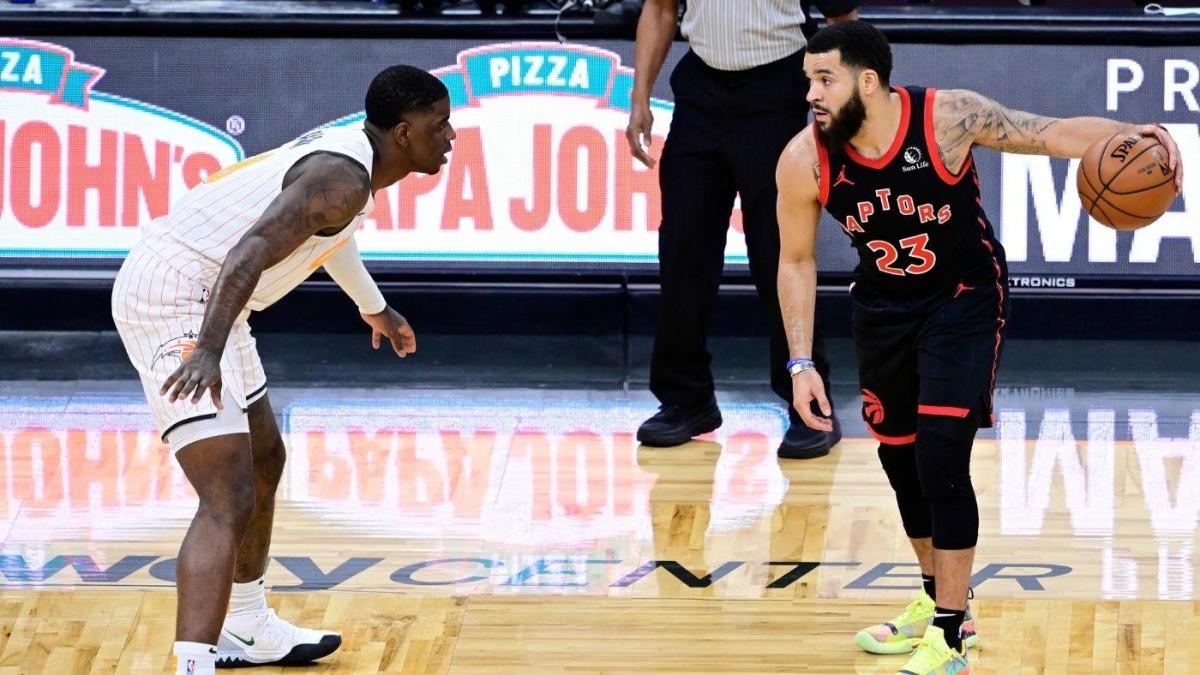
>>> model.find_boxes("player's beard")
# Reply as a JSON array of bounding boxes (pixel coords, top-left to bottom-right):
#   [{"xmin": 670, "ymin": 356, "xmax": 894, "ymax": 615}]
[{"xmin": 814, "ymin": 86, "xmax": 867, "ymax": 150}]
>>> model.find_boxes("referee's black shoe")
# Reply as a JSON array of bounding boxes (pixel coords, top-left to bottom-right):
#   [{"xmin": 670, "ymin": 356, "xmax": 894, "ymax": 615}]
[
  {"xmin": 779, "ymin": 409, "xmax": 842, "ymax": 459},
  {"xmin": 637, "ymin": 397, "xmax": 723, "ymax": 447}
]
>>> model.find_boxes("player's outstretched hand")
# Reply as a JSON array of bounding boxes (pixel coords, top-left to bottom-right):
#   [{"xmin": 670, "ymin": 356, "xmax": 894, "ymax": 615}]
[
  {"xmin": 792, "ymin": 369, "xmax": 834, "ymax": 432},
  {"xmin": 362, "ymin": 306, "xmax": 417, "ymax": 358},
  {"xmin": 160, "ymin": 348, "xmax": 223, "ymax": 408},
  {"xmin": 1138, "ymin": 124, "xmax": 1184, "ymax": 195}
]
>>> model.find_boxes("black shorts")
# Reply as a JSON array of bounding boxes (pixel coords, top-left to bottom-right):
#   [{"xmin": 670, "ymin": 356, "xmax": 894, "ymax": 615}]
[{"xmin": 851, "ymin": 278, "xmax": 1010, "ymax": 445}]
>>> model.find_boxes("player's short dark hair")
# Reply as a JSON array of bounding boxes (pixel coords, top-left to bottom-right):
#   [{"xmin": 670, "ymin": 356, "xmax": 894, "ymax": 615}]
[
  {"xmin": 365, "ymin": 65, "xmax": 449, "ymax": 129},
  {"xmin": 807, "ymin": 20, "xmax": 893, "ymax": 87}
]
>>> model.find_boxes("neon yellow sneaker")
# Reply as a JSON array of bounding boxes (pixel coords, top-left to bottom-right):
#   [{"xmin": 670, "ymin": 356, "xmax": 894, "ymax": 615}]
[
  {"xmin": 855, "ymin": 590, "xmax": 978, "ymax": 655},
  {"xmin": 897, "ymin": 625, "xmax": 969, "ymax": 674}
]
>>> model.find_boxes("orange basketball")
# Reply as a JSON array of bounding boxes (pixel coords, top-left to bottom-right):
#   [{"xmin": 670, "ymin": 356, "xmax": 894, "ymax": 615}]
[{"xmin": 1076, "ymin": 132, "xmax": 1176, "ymax": 231}]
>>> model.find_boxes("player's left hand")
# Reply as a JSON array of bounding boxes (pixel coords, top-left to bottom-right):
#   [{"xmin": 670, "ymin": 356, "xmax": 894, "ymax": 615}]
[
  {"xmin": 160, "ymin": 347, "xmax": 224, "ymax": 408},
  {"xmin": 792, "ymin": 369, "xmax": 834, "ymax": 433},
  {"xmin": 362, "ymin": 306, "xmax": 417, "ymax": 358},
  {"xmin": 1137, "ymin": 123, "xmax": 1184, "ymax": 195}
]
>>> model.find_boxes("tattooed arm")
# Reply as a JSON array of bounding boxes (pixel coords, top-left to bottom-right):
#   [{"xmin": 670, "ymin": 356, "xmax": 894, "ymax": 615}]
[
  {"xmin": 932, "ymin": 88, "xmax": 1182, "ymax": 192},
  {"xmin": 161, "ymin": 153, "xmax": 370, "ymax": 406}
]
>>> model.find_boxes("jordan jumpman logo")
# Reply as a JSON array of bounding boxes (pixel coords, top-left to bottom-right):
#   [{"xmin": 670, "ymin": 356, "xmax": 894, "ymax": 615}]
[{"xmin": 833, "ymin": 165, "xmax": 855, "ymax": 188}]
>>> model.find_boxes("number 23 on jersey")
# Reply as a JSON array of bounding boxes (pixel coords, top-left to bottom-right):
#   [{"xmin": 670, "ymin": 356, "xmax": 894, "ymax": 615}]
[{"xmin": 866, "ymin": 233, "xmax": 937, "ymax": 277}]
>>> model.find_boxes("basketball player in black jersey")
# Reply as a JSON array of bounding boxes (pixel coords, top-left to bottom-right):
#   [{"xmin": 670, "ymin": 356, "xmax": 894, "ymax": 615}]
[{"xmin": 775, "ymin": 21, "xmax": 1182, "ymax": 674}]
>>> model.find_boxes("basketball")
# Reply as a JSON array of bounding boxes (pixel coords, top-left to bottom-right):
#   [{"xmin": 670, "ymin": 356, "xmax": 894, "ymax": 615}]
[{"xmin": 1076, "ymin": 132, "xmax": 1177, "ymax": 231}]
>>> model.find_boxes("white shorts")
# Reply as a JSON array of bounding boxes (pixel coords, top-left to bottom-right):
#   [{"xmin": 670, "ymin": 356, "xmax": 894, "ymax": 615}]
[{"xmin": 112, "ymin": 244, "xmax": 267, "ymax": 452}]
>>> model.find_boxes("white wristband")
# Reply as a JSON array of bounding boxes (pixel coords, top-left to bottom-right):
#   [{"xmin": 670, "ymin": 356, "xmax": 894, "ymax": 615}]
[
  {"xmin": 786, "ymin": 357, "xmax": 816, "ymax": 376},
  {"xmin": 788, "ymin": 361, "xmax": 816, "ymax": 376}
]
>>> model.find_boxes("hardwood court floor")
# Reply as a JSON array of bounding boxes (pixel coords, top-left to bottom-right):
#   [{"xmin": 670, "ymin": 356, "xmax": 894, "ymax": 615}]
[
  {"xmin": 0, "ymin": 381, "xmax": 1196, "ymax": 673},
  {"xmin": 2, "ymin": 589, "xmax": 1199, "ymax": 672}
]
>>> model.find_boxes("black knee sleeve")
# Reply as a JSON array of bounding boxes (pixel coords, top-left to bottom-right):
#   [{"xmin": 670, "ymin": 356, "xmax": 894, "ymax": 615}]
[
  {"xmin": 877, "ymin": 443, "xmax": 933, "ymax": 540},
  {"xmin": 916, "ymin": 414, "xmax": 980, "ymax": 550}
]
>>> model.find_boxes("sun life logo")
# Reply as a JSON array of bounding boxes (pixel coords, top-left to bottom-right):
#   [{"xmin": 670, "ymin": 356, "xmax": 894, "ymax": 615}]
[{"xmin": 902, "ymin": 146, "xmax": 929, "ymax": 172}]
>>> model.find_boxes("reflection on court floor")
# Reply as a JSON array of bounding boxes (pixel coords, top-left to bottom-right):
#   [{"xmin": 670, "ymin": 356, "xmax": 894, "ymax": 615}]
[{"xmin": 0, "ymin": 385, "xmax": 1195, "ymax": 602}]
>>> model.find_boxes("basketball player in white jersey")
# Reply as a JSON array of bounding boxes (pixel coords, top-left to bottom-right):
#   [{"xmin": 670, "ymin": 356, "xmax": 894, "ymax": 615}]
[{"xmin": 111, "ymin": 66, "xmax": 454, "ymax": 674}]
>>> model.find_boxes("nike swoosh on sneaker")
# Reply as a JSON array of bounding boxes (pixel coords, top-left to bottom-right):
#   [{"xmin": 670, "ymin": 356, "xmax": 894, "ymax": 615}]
[{"xmin": 224, "ymin": 630, "xmax": 255, "ymax": 647}]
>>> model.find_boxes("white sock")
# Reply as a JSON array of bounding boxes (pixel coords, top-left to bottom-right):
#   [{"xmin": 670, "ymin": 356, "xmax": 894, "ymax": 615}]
[
  {"xmin": 227, "ymin": 576, "xmax": 267, "ymax": 617},
  {"xmin": 174, "ymin": 641, "xmax": 217, "ymax": 675}
]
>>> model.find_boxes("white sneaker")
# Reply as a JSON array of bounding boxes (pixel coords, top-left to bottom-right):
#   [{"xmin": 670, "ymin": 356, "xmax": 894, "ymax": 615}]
[{"xmin": 216, "ymin": 608, "xmax": 341, "ymax": 667}]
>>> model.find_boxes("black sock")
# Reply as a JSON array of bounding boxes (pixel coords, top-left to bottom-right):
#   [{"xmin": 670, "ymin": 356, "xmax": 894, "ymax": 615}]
[
  {"xmin": 932, "ymin": 607, "xmax": 966, "ymax": 652},
  {"xmin": 922, "ymin": 574, "xmax": 936, "ymax": 600}
]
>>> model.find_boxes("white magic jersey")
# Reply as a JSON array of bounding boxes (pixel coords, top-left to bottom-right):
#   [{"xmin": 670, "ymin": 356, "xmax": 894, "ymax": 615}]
[
  {"xmin": 112, "ymin": 125, "xmax": 376, "ymax": 445},
  {"xmin": 140, "ymin": 125, "xmax": 376, "ymax": 311}
]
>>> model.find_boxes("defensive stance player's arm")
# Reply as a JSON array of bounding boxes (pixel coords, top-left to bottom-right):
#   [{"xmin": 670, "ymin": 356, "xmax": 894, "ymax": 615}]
[
  {"xmin": 322, "ymin": 238, "xmax": 417, "ymax": 358},
  {"xmin": 776, "ymin": 127, "xmax": 833, "ymax": 432},
  {"xmin": 161, "ymin": 154, "xmax": 370, "ymax": 406},
  {"xmin": 932, "ymin": 88, "xmax": 1183, "ymax": 194}
]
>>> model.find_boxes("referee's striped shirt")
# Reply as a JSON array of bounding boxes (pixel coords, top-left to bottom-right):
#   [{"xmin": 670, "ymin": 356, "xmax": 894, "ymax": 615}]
[{"xmin": 680, "ymin": 0, "xmax": 860, "ymax": 72}]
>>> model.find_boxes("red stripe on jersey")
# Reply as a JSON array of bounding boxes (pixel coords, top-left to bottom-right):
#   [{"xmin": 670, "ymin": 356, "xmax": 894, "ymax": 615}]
[
  {"xmin": 868, "ymin": 425, "xmax": 918, "ymax": 445},
  {"xmin": 815, "ymin": 132, "xmax": 831, "ymax": 206},
  {"xmin": 980, "ymin": 222, "xmax": 1007, "ymax": 423},
  {"xmin": 918, "ymin": 405, "xmax": 972, "ymax": 418}
]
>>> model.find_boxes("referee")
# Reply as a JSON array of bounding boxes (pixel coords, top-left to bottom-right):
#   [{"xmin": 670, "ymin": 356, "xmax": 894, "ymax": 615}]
[{"xmin": 628, "ymin": 0, "xmax": 859, "ymax": 458}]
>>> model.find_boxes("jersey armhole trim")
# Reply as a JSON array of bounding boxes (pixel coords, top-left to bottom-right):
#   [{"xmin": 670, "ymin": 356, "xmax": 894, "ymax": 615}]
[
  {"xmin": 289, "ymin": 150, "xmax": 371, "ymax": 183},
  {"xmin": 925, "ymin": 88, "xmax": 974, "ymax": 186},
  {"xmin": 815, "ymin": 133, "xmax": 831, "ymax": 206},
  {"xmin": 283, "ymin": 150, "xmax": 372, "ymax": 238}
]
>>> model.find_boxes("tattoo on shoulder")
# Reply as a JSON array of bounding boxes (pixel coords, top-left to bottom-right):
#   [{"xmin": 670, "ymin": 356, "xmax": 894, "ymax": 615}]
[
  {"xmin": 934, "ymin": 89, "xmax": 1060, "ymax": 170},
  {"xmin": 303, "ymin": 171, "xmax": 368, "ymax": 233},
  {"xmin": 261, "ymin": 161, "xmax": 369, "ymax": 251},
  {"xmin": 812, "ymin": 161, "xmax": 821, "ymax": 184}
]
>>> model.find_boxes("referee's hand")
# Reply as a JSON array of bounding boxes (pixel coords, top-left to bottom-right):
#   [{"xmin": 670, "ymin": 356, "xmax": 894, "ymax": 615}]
[
  {"xmin": 792, "ymin": 369, "xmax": 834, "ymax": 432},
  {"xmin": 626, "ymin": 103, "xmax": 656, "ymax": 168}
]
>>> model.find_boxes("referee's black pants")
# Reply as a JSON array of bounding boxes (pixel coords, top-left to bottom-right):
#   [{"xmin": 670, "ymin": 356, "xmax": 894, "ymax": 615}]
[{"xmin": 650, "ymin": 48, "xmax": 832, "ymax": 412}]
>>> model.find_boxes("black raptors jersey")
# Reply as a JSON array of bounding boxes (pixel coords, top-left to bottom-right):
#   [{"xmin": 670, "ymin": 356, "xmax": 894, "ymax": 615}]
[{"xmin": 815, "ymin": 86, "xmax": 1008, "ymax": 298}]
